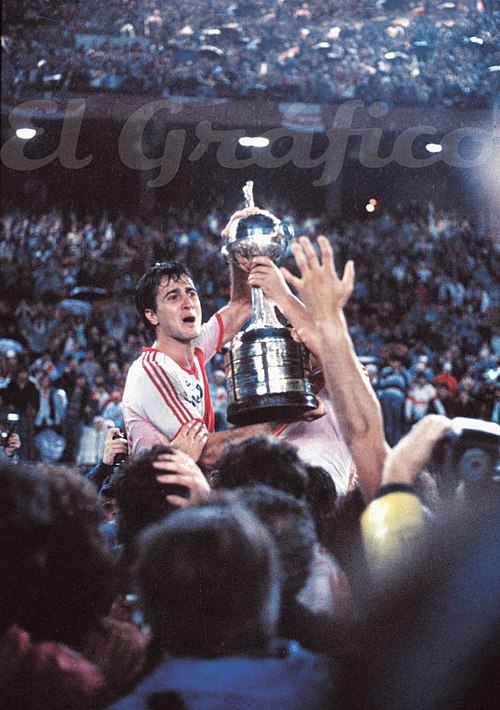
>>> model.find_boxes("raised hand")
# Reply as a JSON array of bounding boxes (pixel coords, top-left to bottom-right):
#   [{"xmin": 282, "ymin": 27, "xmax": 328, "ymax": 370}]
[
  {"xmin": 381, "ymin": 415, "xmax": 452, "ymax": 487},
  {"xmin": 153, "ymin": 449, "xmax": 211, "ymax": 507},
  {"xmin": 221, "ymin": 206, "xmax": 277, "ymax": 240},
  {"xmin": 248, "ymin": 255, "xmax": 291, "ymax": 304},
  {"xmin": 102, "ymin": 427, "xmax": 128, "ymax": 466},
  {"xmin": 170, "ymin": 420, "xmax": 208, "ymax": 462},
  {"xmin": 281, "ymin": 235, "xmax": 355, "ymax": 324}
]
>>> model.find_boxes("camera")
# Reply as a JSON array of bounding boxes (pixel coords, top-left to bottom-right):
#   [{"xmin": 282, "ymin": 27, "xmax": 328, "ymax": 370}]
[
  {"xmin": 430, "ymin": 417, "xmax": 500, "ymax": 496},
  {"xmin": 0, "ymin": 412, "xmax": 20, "ymax": 447},
  {"xmin": 112, "ymin": 432, "xmax": 128, "ymax": 466}
]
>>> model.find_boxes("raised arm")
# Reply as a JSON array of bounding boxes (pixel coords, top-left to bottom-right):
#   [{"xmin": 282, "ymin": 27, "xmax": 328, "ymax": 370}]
[
  {"xmin": 248, "ymin": 255, "xmax": 320, "ymax": 358},
  {"xmin": 215, "ymin": 209, "xmax": 256, "ymax": 344},
  {"xmin": 281, "ymin": 235, "xmax": 389, "ymax": 502},
  {"xmin": 216, "ymin": 261, "xmax": 253, "ymax": 345},
  {"xmin": 199, "ymin": 421, "xmax": 280, "ymax": 469}
]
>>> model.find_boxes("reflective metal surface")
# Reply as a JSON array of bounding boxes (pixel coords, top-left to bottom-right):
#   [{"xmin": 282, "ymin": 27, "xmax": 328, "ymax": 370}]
[
  {"xmin": 222, "ymin": 183, "xmax": 318, "ymax": 425},
  {"xmin": 225, "ymin": 327, "xmax": 317, "ymax": 426},
  {"xmin": 222, "ymin": 213, "xmax": 292, "ymax": 272}
]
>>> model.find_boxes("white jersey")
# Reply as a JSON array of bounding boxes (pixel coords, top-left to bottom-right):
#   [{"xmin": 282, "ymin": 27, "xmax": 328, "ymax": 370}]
[
  {"xmin": 279, "ymin": 386, "xmax": 355, "ymax": 496},
  {"xmin": 123, "ymin": 313, "xmax": 224, "ymax": 456}
]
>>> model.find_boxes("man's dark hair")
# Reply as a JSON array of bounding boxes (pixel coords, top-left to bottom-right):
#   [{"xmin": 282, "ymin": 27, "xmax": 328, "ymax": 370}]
[
  {"xmin": 115, "ymin": 445, "xmax": 190, "ymax": 562},
  {"xmin": 19, "ymin": 465, "xmax": 116, "ymax": 648},
  {"xmin": 211, "ymin": 485, "xmax": 317, "ymax": 600},
  {"xmin": 135, "ymin": 261, "xmax": 194, "ymax": 340},
  {"xmin": 304, "ymin": 465, "xmax": 338, "ymax": 544},
  {"xmin": 137, "ymin": 504, "xmax": 281, "ymax": 658},
  {"xmin": 0, "ymin": 463, "xmax": 52, "ymax": 633},
  {"xmin": 212, "ymin": 435, "xmax": 309, "ymax": 500}
]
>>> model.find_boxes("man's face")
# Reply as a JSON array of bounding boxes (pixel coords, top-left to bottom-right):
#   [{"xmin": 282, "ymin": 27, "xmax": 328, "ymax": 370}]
[{"xmin": 146, "ymin": 276, "xmax": 202, "ymax": 344}]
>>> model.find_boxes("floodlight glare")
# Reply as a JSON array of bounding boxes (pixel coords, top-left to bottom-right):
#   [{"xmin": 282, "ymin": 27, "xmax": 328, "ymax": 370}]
[
  {"xmin": 16, "ymin": 128, "xmax": 37, "ymax": 140},
  {"xmin": 425, "ymin": 143, "xmax": 443, "ymax": 154},
  {"xmin": 365, "ymin": 204, "xmax": 375, "ymax": 213},
  {"xmin": 238, "ymin": 136, "xmax": 270, "ymax": 148}
]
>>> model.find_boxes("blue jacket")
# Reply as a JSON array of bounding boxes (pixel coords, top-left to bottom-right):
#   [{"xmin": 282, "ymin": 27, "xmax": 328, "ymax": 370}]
[{"xmin": 108, "ymin": 640, "xmax": 333, "ymax": 710}]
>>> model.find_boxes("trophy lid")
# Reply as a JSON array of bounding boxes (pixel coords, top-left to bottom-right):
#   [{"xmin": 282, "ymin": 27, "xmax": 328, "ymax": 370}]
[{"xmin": 224, "ymin": 182, "xmax": 293, "ymax": 270}]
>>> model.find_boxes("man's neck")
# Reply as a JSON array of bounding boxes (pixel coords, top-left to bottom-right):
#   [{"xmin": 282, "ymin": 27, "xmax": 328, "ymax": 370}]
[{"xmin": 155, "ymin": 336, "xmax": 196, "ymax": 370}]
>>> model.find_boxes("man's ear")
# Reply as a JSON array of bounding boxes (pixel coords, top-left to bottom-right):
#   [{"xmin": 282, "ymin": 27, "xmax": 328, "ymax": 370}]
[{"xmin": 144, "ymin": 308, "xmax": 159, "ymax": 327}]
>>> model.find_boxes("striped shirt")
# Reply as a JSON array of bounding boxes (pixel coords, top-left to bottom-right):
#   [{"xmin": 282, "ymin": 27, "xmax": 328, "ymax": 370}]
[{"xmin": 123, "ymin": 313, "xmax": 223, "ymax": 457}]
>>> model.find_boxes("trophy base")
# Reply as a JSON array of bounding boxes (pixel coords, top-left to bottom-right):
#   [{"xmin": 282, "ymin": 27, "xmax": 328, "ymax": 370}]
[
  {"xmin": 227, "ymin": 392, "xmax": 318, "ymax": 427},
  {"xmin": 225, "ymin": 326, "xmax": 318, "ymax": 426}
]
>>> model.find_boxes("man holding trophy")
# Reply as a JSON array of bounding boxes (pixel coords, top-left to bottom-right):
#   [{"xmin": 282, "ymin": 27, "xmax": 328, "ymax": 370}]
[
  {"xmin": 124, "ymin": 183, "xmax": 385, "ymax": 499},
  {"xmin": 123, "ymin": 182, "xmax": 323, "ymax": 467}
]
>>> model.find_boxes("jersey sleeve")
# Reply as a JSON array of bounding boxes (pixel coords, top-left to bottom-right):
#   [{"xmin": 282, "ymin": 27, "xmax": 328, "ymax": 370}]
[{"xmin": 194, "ymin": 312, "xmax": 224, "ymax": 363}]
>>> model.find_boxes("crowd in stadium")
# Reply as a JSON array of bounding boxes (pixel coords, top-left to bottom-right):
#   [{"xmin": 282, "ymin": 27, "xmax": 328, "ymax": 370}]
[
  {"xmin": 1, "ymin": 204, "xmax": 499, "ymax": 708},
  {"xmin": 0, "ymin": 203, "xmax": 498, "ymax": 463},
  {"xmin": 3, "ymin": 0, "xmax": 498, "ymax": 105},
  {"xmin": 1, "ymin": 3, "xmax": 499, "ymax": 709}
]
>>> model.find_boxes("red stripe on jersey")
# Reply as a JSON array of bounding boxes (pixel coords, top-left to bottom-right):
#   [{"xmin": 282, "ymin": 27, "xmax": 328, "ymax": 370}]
[
  {"xmin": 148, "ymin": 351, "xmax": 195, "ymax": 422},
  {"xmin": 215, "ymin": 312, "xmax": 225, "ymax": 353},
  {"xmin": 141, "ymin": 351, "xmax": 188, "ymax": 426},
  {"xmin": 195, "ymin": 348, "xmax": 214, "ymax": 433}
]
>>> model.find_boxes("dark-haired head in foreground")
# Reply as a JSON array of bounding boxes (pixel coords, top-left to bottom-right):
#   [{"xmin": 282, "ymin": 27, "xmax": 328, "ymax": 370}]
[
  {"xmin": 19, "ymin": 465, "xmax": 116, "ymax": 649},
  {"xmin": 137, "ymin": 504, "xmax": 281, "ymax": 658},
  {"xmin": 212, "ymin": 435, "xmax": 309, "ymax": 500},
  {"xmin": 115, "ymin": 444, "xmax": 188, "ymax": 564},
  {"xmin": 0, "ymin": 462, "xmax": 52, "ymax": 634}
]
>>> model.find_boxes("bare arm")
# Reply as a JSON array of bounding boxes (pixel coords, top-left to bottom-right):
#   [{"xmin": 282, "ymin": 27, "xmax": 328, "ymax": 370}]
[
  {"xmin": 248, "ymin": 256, "xmax": 320, "ymax": 358},
  {"xmin": 216, "ymin": 261, "xmax": 253, "ymax": 345},
  {"xmin": 282, "ymin": 235, "xmax": 389, "ymax": 502},
  {"xmin": 199, "ymin": 421, "xmax": 280, "ymax": 469},
  {"xmin": 381, "ymin": 414, "xmax": 451, "ymax": 487}
]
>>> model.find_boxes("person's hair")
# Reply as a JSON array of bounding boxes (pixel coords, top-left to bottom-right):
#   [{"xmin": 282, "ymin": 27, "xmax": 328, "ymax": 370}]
[
  {"xmin": 0, "ymin": 463, "xmax": 52, "ymax": 633},
  {"xmin": 135, "ymin": 261, "xmax": 194, "ymax": 340},
  {"xmin": 210, "ymin": 485, "xmax": 317, "ymax": 600},
  {"xmin": 136, "ymin": 504, "xmax": 281, "ymax": 658},
  {"xmin": 19, "ymin": 465, "xmax": 116, "ymax": 648},
  {"xmin": 213, "ymin": 435, "xmax": 309, "ymax": 500},
  {"xmin": 115, "ymin": 445, "xmax": 189, "ymax": 563},
  {"xmin": 304, "ymin": 464, "xmax": 338, "ymax": 544}
]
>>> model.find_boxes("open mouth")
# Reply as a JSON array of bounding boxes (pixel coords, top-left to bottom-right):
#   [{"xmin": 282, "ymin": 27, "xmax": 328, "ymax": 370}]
[{"xmin": 182, "ymin": 316, "xmax": 196, "ymax": 323}]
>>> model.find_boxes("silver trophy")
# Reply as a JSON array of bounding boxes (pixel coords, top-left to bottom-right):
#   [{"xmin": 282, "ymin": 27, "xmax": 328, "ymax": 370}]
[{"xmin": 222, "ymin": 181, "xmax": 318, "ymax": 426}]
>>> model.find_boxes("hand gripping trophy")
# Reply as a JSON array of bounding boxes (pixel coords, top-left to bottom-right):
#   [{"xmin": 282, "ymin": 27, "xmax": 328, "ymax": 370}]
[{"xmin": 222, "ymin": 181, "xmax": 318, "ymax": 426}]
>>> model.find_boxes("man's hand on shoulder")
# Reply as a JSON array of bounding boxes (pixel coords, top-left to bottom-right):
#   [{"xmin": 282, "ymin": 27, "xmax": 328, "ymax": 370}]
[{"xmin": 171, "ymin": 420, "xmax": 208, "ymax": 462}]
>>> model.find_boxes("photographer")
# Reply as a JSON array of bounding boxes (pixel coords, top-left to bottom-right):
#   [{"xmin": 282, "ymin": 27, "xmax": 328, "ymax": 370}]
[
  {"xmin": 85, "ymin": 426, "xmax": 129, "ymax": 493},
  {"xmin": 0, "ymin": 430, "xmax": 21, "ymax": 465},
  {"xmin": 361, "ymin": 415, "xmax": 500, "ymax": 577}
]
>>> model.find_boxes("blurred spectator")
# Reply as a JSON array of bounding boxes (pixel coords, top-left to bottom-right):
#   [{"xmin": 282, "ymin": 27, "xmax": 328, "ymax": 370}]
[
  {"xmin": 101, "ymin": 390, "xmax": 125, "ymax": 430},
  {"xmin": 377, "ymin": 355, "xmax": 411, "ymax": 446},
  {"xmin": 34, "ymin": 373, "xmax": 61, "ymax": 432},
  {"xmin": 77, "ymin": 415, "xmax": 112, "ymax": 467},
  {"xmin": 62, "ymin": 372, "xmax": 92, "ymax": 462},
  {"xmin": 1, "ymin": 364, "xmax": 39, "ymax": 459},
  {"xmin": 405, "ymin": 371, "xmax": 446, "ymax": 423}
]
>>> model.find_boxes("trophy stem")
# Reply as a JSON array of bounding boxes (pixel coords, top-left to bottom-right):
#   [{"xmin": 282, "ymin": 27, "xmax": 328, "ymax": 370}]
[
  {"xmin": 250, "ymin": 286, "xmax": 283, "ymax": 329},
  {"xmin": 251, "ymin": 286, "xmax": 266, "ymax": 326}
]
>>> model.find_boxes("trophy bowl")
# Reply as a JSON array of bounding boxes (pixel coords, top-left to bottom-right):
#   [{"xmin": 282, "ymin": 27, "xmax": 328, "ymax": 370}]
[
  {"xmin": 222, "ymin": 182, "xmax": 318, "ymax": 426},
  {"xmin": 223, "ymin": 212, "xmax": 292, "ymax": 271}
]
